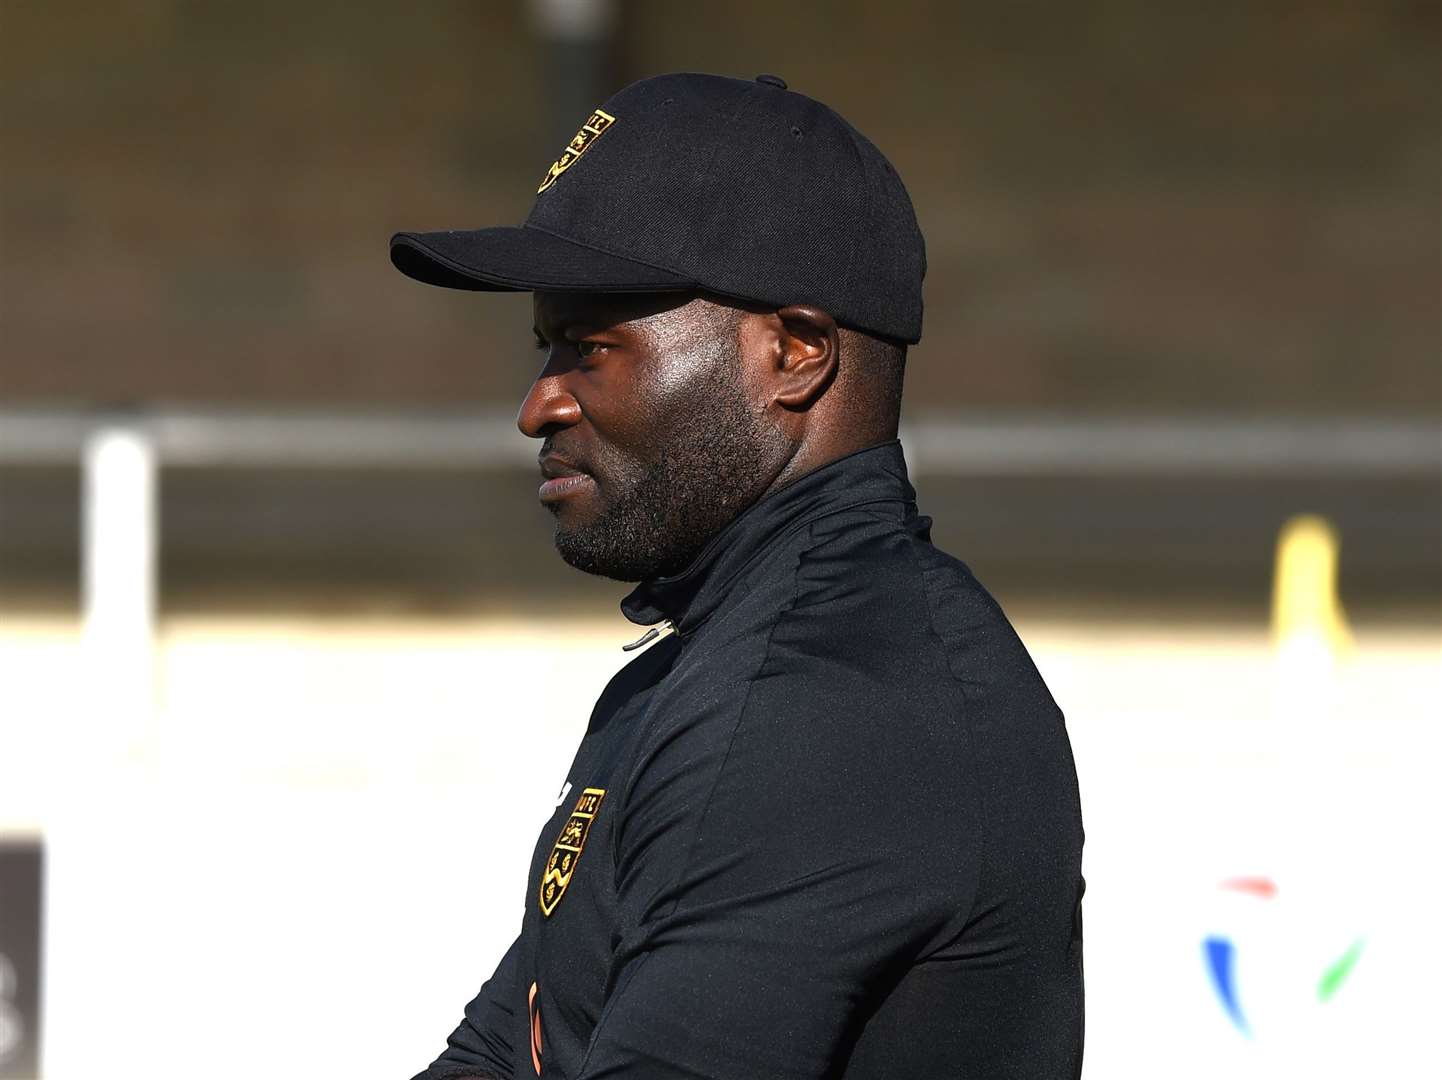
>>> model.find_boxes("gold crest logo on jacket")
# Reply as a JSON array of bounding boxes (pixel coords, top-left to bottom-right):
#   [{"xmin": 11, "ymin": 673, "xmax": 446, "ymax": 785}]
[{"xmin": 539, "ymin": 787, "xmax": 606, "ymax": 916}]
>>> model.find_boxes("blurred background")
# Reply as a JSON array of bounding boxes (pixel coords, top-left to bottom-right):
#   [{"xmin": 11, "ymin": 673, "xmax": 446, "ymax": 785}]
[{"xmin": 1, "ymin": 2, "xmax": 1438, "ymax": 1077}]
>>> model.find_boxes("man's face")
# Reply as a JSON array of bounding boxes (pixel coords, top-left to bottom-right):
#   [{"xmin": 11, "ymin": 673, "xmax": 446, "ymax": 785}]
[{"xmin": 519, "ymin": 291, "xmax": 790, "ymax": 582}]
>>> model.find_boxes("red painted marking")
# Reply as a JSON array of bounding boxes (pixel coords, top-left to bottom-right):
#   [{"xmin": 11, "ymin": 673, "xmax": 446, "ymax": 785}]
[{"xmin": 1219, "ymin": 876, "xmax": 1278, "ymax": 899}]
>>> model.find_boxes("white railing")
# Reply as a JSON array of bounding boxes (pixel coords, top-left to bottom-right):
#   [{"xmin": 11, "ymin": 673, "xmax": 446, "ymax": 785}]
[
  {"xmin": 2, "ymin": 406, "xmax": 1438, "ymax": 729},
  {"xmin": 4, "ymin": 407, "xmax": 1437, "ymax": 473}
]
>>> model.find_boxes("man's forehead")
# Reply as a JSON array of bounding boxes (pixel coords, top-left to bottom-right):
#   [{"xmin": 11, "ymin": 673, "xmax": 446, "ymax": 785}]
[{"xmin": 533, "ymin": 290, "xmax": 701, "ymax": 334}]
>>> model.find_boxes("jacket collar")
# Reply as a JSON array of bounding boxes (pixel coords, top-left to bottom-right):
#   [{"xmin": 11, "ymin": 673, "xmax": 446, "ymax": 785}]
[{"xmin": 620, "ymin": 440, "xmax": 915, "ymax": 634}]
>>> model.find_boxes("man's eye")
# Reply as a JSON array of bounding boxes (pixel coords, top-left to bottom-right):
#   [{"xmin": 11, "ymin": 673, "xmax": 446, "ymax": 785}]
[{"xmin": 576, "ymin": 340, "xmax": 605, "ymax": 358}]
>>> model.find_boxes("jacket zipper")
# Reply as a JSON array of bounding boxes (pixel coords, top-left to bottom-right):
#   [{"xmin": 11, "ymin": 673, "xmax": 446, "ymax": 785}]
[{"xmin": 621, "ymin": 619, "xmax": 677, "ymax": 652}]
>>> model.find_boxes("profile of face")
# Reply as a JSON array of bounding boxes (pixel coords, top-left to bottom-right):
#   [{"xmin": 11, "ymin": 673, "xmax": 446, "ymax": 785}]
[{"xmin": 519, "ymin": 291, "xmax": 792, "ymax": 582}]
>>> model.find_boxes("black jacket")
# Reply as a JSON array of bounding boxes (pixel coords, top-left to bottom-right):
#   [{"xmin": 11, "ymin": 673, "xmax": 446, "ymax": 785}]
[{"xmin": 417, "ymin": 440, "xmax": 1084, "ymax": 1079}]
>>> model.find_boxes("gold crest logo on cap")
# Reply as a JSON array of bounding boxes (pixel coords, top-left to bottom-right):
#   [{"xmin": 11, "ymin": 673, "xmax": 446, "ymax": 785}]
[
  {"xmin": 537, "ymin": 109, "xmax": 616, "ymax": 194},
  {"xmin": 539, "ymin": 786, "xmax": 605, "ymax": 916}
]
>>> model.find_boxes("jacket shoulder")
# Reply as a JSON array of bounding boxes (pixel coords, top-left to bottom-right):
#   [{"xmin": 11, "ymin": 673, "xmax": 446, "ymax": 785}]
[{"xmin": 787, "ymin": 505, "xmax": 1041, "ymax": 689}]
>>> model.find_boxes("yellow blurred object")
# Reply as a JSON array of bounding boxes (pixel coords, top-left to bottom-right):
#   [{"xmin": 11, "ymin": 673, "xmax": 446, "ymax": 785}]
[{"xmin": 1271, "ymin": 514, "xmax": 1353, "ymax": 655}]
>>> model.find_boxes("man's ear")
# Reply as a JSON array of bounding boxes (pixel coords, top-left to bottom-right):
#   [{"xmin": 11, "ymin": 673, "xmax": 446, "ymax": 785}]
[{"xmin": 771, "ymin": 305, "xmax": 839, "ymax": 410}]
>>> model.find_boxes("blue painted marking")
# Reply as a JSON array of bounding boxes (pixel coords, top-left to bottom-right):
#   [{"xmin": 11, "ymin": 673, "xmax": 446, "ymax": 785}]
[{"xmin": 1204, "ymin": 935, "xmax": 1250, "ymax": 1036}]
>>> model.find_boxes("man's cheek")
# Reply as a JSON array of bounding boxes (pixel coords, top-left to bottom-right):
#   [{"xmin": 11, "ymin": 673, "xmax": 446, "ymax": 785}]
[{"xmin": 588, "ymin": 450, "xmax": 644, "ymax": 501}]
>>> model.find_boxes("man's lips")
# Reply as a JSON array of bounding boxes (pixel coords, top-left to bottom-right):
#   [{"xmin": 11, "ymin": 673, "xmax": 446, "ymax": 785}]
[
  {"xmin": 538, "ymin": 454, "xmax": 596, "ymax": 502},
  {"xmin": 539, "ymin": 473, "xmax": 595, "ymax": 501}
]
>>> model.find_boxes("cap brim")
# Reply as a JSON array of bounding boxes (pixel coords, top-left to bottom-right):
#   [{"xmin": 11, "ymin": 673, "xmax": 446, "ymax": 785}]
[{"xmin": 390, "ymin": 226, "xmax": 698, "ymax": 294}]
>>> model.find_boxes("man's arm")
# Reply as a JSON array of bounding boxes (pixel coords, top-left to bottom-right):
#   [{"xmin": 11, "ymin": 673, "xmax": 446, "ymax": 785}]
[
  {"xmin": 410, "ymin": 932, "xmax": 522, "ymax": 1080},
  {"xmin": 571, "ymin": 668, "xmax": 981, "ymax": 1079}
]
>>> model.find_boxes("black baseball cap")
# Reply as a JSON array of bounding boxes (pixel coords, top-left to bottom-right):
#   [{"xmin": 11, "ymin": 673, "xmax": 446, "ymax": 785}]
[{"xmin": 390, "ymin": 72, "xmax": 925, "ymax": 344}]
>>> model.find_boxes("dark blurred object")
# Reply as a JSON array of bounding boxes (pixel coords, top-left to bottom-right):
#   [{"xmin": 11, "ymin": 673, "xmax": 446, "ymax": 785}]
[
  {"xmin": 528, "ymin": 0, "xmax": 620, "ymax": 152},
  {"xmin": 0, "ymin": 840, "xmax": 42, "ymax": 1080}
]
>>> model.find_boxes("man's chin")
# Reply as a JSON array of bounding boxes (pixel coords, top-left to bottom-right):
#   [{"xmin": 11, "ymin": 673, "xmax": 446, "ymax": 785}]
[{"xmin": 551, "ymin": 525, "xmax": 648, "ymax": 583}]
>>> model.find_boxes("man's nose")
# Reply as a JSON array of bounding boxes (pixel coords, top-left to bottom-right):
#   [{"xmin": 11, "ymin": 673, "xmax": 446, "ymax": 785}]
[{"xmin": 516, "ymin": 372, "xmax": 582, "ymax": 439}]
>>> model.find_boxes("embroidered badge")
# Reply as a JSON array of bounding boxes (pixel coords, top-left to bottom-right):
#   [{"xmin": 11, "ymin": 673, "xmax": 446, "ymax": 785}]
[
  {"xmin": 539, "ymin": 787, "xmax": 606, "ymax": 916},
  {"xmin": 536, "ymin": 109, "xmax": 616, "ymax": 194}
]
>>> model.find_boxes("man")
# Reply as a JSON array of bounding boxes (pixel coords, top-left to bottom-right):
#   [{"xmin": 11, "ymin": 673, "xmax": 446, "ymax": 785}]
[{"xmin": 391, "ymin": 72, "xmax": 1083, "ymax": 1079}]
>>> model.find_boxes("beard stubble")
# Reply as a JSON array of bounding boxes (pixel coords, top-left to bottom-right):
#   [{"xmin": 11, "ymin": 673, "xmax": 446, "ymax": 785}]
[{"xmin": 551, "ymin": 340, "xmax": 789, "ymax": 583}]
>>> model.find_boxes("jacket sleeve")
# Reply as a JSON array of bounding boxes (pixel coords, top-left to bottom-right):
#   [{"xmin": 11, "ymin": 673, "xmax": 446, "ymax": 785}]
[
  {"xmin": 573, "ymin": 659, "xmax": 981, "ymax": 1079},
  {"xmin": 411, "ymin": 932, "xmax": 522, "ymax": 1080}
]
